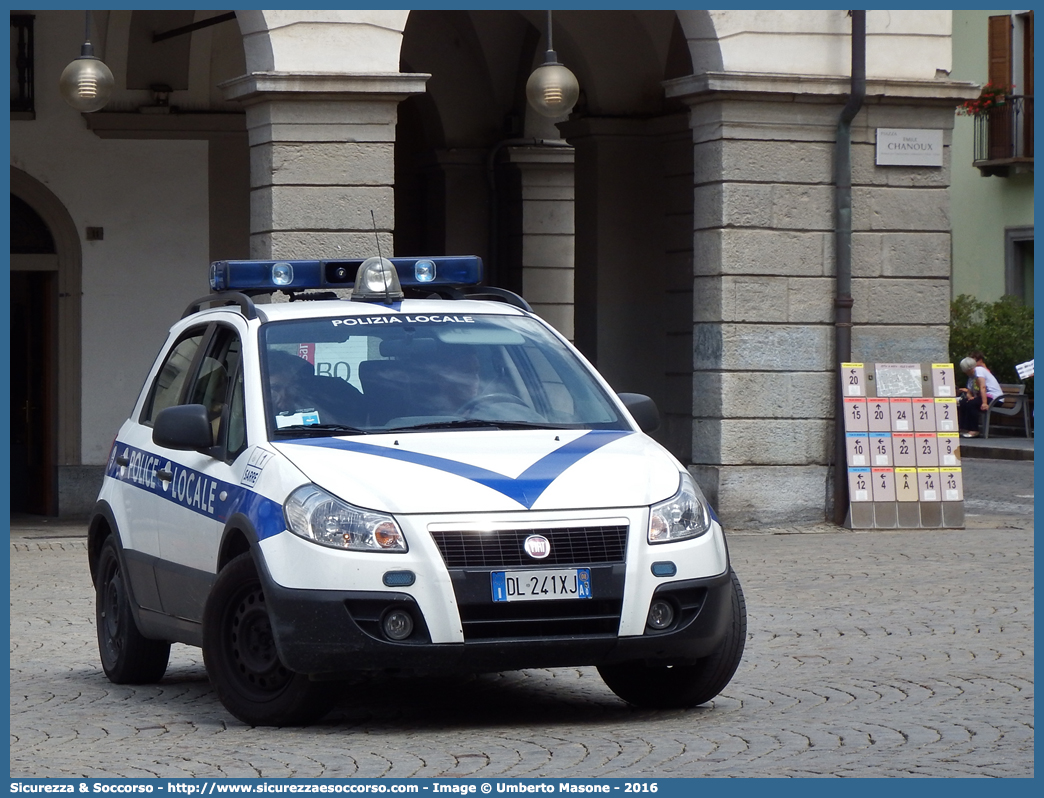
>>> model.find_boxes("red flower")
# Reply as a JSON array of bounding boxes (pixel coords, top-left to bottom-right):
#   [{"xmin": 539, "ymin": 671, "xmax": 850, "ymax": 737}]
[{"xmin": 957, "ymin": 82, "xmax": 1014, "ymax": 116}]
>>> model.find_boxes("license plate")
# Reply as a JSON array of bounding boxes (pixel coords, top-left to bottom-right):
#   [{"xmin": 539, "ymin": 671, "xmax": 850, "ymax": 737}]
[{"xmin": 491, "ymin": 568, "xmax": 591, "ymax": 602}]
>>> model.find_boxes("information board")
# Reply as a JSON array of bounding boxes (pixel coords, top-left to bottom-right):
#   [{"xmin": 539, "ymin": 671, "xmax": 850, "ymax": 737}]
[{"xmin": 840, "ymin": 361, "xmax": 964, "ymax": 529}]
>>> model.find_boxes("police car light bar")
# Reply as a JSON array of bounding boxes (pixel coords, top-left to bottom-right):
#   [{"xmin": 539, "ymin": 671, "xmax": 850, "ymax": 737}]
[{"xmin": 209, "ymin": 256, "xmax": 483, "ymax": 294}]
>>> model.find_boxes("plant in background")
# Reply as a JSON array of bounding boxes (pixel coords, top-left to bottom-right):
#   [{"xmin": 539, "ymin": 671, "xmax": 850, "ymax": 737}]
[
  {"xmin": 949, "ymin": 294, "xmax": 1034, "ymax": 395},
  {"xmin": 956, "ymin": 82, "xmax": 1014, "ymax": 116}
]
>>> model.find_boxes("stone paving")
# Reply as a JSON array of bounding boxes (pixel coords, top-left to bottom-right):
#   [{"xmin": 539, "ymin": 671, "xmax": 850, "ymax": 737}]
[{"xmin": 8, "ymin": 459, "xmax": 1034, "ymax": 778}]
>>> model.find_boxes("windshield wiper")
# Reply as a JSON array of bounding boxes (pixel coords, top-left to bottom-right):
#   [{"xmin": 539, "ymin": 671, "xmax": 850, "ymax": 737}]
[
  {"xmin": 273, "ymin": 423, "xmax": 368, "ymax": 437},
  {"xmin": 384, "ymin": 419, "xmax": 566, "ymax": 432}
]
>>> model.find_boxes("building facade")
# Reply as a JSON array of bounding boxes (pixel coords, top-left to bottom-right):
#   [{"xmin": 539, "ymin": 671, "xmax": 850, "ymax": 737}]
[
  {"xmin": 949, "ymin": 9, "xmax": 1034, "ymax": 305},
  {"xmin": 9, "ymin": 10, "xmax": 977, "ymax": 524}
]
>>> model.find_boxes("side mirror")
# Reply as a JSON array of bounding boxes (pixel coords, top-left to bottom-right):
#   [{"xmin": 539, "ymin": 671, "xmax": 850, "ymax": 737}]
[
  {"xmin": 153, "ymin": 404, "xmax": 214, "ymax": 451},
  {"xmin": 618, "ymin": 393, "xmax": 660, "ymax": 434}
]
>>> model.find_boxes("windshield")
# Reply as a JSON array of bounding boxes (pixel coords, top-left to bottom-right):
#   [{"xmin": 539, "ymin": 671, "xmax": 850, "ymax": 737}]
[{"xmin": 260, "ymin": 312, "xmax": 627, "ymax": 436}]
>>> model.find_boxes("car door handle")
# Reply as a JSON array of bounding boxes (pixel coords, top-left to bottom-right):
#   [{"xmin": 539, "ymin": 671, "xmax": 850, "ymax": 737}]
[
  {"xmin": 156, "ymin": 468, "xmax": 174, "ymax": 481},
  {"xmin": 116, "ymin": 455, "xmax": 130, "ymax": 467}
]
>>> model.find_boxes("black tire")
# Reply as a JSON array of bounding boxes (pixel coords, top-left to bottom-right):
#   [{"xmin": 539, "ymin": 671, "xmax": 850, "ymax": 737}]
[
  {"xmin": 95, "ymin": 536, "xmax": 171, "ymax": 684},
  {"xmin": 597, "ymin": 568, "xmax": 747, "ymax": 709},
  {"xmin": 202, "ymin": 552, "xmax": 327, "ymax": 726}
]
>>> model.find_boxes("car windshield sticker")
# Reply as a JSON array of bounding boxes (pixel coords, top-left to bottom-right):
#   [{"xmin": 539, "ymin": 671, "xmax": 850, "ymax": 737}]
[
  {"xmin": 285, "ymin": 430, "xmax": 631, "ymax": 509},
  {"xmin": 330, "ymin": 314, "xmax": 475, "ymax": 328},
  {"xmin": 275, "ymin": 410, "xmax": 322, "ymax": 428}
]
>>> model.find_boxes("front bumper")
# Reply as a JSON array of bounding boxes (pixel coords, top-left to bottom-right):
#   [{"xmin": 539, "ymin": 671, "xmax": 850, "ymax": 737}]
[{"xmin": 257, "ymin": 552, "xmax": 735, "ymax": 677}]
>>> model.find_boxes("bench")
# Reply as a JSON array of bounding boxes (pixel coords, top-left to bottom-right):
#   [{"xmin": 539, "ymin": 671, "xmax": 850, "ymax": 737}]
[{"xmin": 983, "ymin": 383, "xmax": 1033, "ymax": 439}]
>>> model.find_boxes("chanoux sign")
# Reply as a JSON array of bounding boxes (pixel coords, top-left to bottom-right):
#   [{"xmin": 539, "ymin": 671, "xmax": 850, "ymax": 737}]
[{"xmin": 875, "ymin": 128, "xmax": 943, "ymax": 167}]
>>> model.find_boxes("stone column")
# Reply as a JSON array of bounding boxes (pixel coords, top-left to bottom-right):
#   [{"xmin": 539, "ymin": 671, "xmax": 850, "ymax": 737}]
[
  {"xmin": 221, "ymin": 73, "xmax": 428, "ymax": 259},
  {"xmin": 429, "ymin": 149, "xmax": 488, "ymax": 259},
  {"xmin": 558, "ymin": 115, "xmax": 693, "ymax": 456},
  {"xmin": 666, "ymin": 73, "xmax": 968, "ymax": 526},
  {"xmin": 503, "ymin": 145, "xmax": 575, "ymax": 339}
]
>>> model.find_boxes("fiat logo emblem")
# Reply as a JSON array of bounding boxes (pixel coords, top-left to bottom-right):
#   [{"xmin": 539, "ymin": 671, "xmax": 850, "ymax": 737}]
[{"xmin": 523, "ymin": 535, "xmax": 551, "ymax": 559}]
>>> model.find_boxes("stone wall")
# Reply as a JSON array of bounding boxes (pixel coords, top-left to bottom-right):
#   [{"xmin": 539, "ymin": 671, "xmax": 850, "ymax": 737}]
[{"xmin": 669, "ymin": 75, "xmax": 968, "ymax": 526}]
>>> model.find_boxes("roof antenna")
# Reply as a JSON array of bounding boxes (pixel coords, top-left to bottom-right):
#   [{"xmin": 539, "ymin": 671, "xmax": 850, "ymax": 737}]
[{"xmin": 371, "ymin": 209, "xmax": 392, "ymax": 305}]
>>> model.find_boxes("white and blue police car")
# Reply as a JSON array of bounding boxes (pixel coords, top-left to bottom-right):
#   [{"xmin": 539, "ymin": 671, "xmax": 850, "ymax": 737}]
[{"xmin": 88, "ymin": 255, "xmax": 745, "ymax": 726}]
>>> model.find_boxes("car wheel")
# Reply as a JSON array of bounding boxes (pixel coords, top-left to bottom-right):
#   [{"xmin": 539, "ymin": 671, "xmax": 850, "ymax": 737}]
[
  {"xmin": 95, "ymin": 536, "xmax": 171, "ymax": 684},
  {"xmin": 202, "ymin": 552, "xmax": 327, "ymax": 726},
  {"xmin": 597, "ymin": 568, "xmax": 747, "ymax": 709}
]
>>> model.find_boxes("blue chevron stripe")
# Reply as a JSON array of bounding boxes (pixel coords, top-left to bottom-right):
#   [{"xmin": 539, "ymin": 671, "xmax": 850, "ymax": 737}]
[{"xmin": 285, "ymin": 430, "xmax": 631, "ymax": 509}]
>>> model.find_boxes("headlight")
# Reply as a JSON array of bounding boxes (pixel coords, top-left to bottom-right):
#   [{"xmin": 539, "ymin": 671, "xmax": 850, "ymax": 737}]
[
  {"xmin": 648, "ymin": 472, "xmax": 712, "ymax": 544},
  {"xmin": 284, "ymin": 485, "xmax": 407, "ymax": 552}
]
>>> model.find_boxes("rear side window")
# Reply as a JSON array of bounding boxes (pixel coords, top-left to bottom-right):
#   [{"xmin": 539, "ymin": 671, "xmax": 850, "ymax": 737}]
[{"xmin": 141, "ymin": 332, "xmax": 205, "ymax": 425}]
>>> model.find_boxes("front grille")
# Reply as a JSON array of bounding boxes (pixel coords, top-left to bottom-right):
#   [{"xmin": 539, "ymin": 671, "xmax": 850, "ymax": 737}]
[
  {"xmin": 430, "ymin": 525, "xmax": 628, "ymax": 568},
  {"xmin": 458, "ymin": 597, "xmax": 623, "ymax": 639}
]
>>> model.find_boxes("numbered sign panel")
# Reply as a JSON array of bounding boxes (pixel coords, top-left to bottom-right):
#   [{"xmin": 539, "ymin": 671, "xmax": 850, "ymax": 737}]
[
  {"xmin": 869, "ymin": 433, "xmax": 893, "ymax": 467},
  {"xmin": 894, "ymin": 468, "xmax": 919, "ymax": 502},
  {"xmin": 934, "ymin": 398, "xmax": 958, "ymax": 432},
  {"xmin": 846, "ymin": 433, "xmax": 870, "ymax": 466},
  {"xmin": 867, "ymin": 399, "xmax": 891, "ymax": 432},
  {"xmin": 871, "ymin": 467, "xmax": 896, "ymax": 501},
  {"xmin": 912, "ymin": 398, "xmax": 936, "ymax": 431},
  {"xmin": 937, "ymin": 433, "xmax": 961, "ymax": 466},
  {"xmin": 890, "ymin": 398, "xmax": 913, "ymax": 432},
  {"xmin": 843, "ymin": 397, "xmax": 869, "ymax": 432},
  {"xmin": 932, "ymin": 363, "xmax": 956, "ymax": 397},
  {"xmin": 841, "ymin": 363, "xmax": 866, "ymax": 397},
  {"xmin": 892, "ymin": 433, "xmax": 917, "ymax": 467},
  {"xmin": 940, "ymin": 467, "xmax": 963, "ymax": 502},
  {"xmin": 915, "ymin": 432, "xmax": 938, "ymax": 467},
  {"xmin": 848, "ymin": 468, "xmax": 872, "ymax": 502},
  {"xmin": 918, "ymin": 468, "xmax": 941, "ymax": 502}
]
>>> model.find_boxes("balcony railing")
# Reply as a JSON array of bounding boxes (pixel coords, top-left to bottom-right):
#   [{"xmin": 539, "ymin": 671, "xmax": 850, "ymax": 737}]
[
  {"xmin": 10, "ymin": 14, "xmax": 34, "ymax": 117},
  {"xmin": 973, "ymin": 95, "xmax": 1034, "ymax": 176}
]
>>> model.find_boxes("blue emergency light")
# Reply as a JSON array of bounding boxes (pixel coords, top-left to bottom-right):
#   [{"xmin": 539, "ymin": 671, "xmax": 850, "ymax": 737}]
[{"xmin": 209, "ymin": 256, "xmax": 484, "ymax": 294}]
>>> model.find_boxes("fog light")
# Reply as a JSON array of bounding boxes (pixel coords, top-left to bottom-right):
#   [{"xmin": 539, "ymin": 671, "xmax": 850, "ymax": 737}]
[
  {"xmin": 383, "ymin": 609, "xmax": 414, "ymax": 641},
  {"xmin": 647, "ymin": 599, "xmax": 675, "ymax": 631}
]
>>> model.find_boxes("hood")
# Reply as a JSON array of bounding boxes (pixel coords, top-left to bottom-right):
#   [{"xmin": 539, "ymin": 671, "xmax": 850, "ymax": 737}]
[{"xmin": 271, "ymin": 429, "xmax": 681, "ymax": 514}]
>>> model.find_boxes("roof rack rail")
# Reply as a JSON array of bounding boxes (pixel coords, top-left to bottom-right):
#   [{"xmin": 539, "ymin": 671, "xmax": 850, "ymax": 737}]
[
  {"xmin": 182, "ymin": 291, "xmax": 258, "ymax": 320},
  {"xmin": 419, "ymin": 285, "xmax": 532, "ymax": 313}
]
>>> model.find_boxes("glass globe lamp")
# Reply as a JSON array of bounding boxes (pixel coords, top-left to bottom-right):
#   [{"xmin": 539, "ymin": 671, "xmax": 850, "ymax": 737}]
[
  {"xmin": 59, "ymin": 42, "xmax": 114, "ymax": 113},
  {"xmin": 526, "ymin": 53, "xmax": 580, "ymax": 119}
]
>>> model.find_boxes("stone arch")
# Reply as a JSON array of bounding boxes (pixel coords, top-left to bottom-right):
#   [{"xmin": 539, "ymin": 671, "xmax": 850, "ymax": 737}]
[
  {"xmin": 234, "ymin": 10, "xmax": 410, "ymax": 74},
  {"xmin": 675, "ymin": 10, "xmax": 725, "ymax": 74},
  {"xmin": 10, "ymin": 167, "xmax": 82, "ymax": 471},
  {"xmin": 392, "ymin": 10, "xmax": 697, "ymax": 459}
]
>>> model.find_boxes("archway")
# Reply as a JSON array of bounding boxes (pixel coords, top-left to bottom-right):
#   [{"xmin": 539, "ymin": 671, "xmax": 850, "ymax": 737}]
[
  {"xmin": 396, "ymin": 10, "xmax": 694, "ymax": 457},
  {"xmin": 10, "ymin": 167, "xmax": 83, "ymax": 516}
]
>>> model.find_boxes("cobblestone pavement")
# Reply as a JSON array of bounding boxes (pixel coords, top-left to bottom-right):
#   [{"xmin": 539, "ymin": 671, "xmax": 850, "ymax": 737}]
[{"xmin": 9, "ymin": 461, "xmax": 1034, "ymax": 778}]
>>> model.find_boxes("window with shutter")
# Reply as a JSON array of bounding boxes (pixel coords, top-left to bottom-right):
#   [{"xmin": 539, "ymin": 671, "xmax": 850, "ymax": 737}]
[
  {"xmin": 986, "ymin": 15, "xmax": 1013, "ymax": 161},
  {"xmin": 976, "ymin": 13, "xmax": 1033, "ymax": 169}
]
